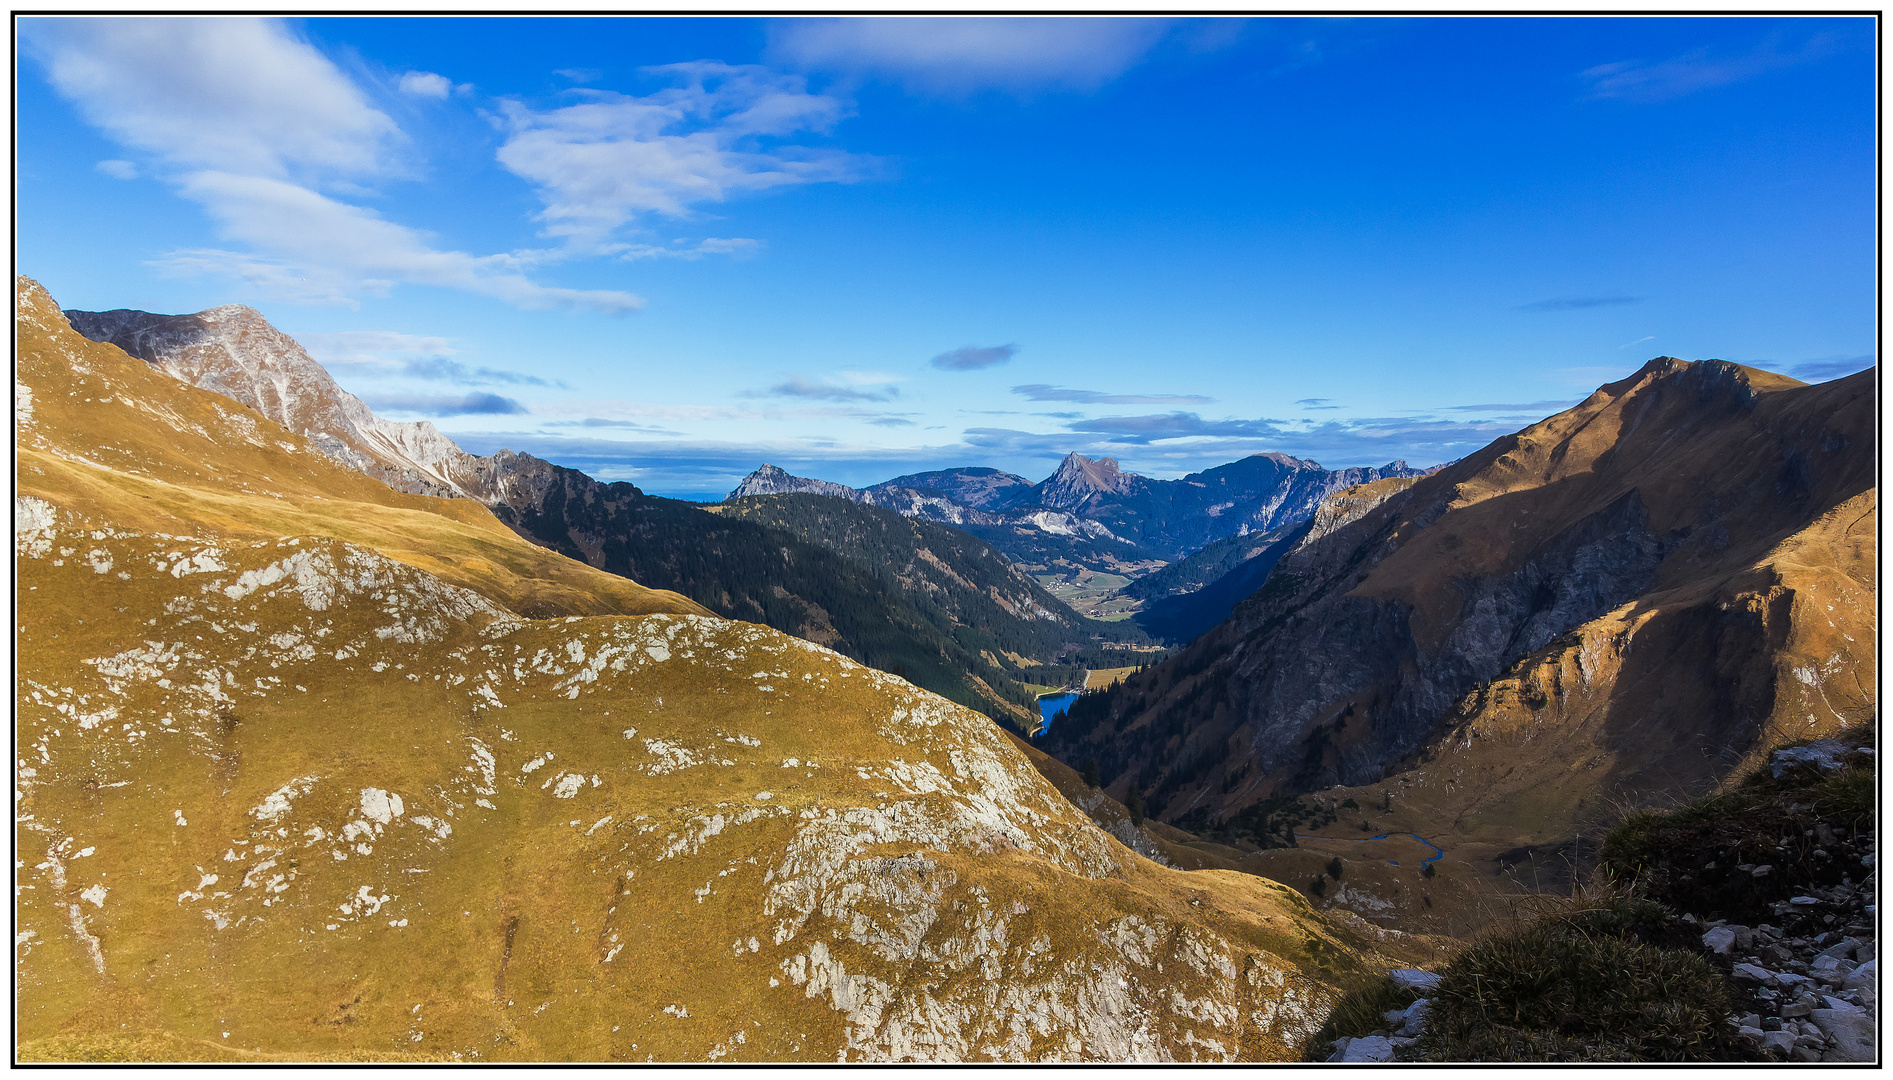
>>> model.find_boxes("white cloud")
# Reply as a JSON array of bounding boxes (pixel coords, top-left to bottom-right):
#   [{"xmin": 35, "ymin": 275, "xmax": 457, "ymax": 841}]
[
  {"xmin": 299, "ymin": 330, "xmax": 456, "ymax": 367},
  {"xmin": 398, "ymin": 71, "xmax": 452, "ymax": 99},
  {"xmin": 1580, "ymin": 33, "xmax": 1841, "ymax": 103},
  {"xmin": 612, "ymin": 237, "xmax": 763, "ymax": 261},
  {"xmin": 164, "ymin": 171, "xmax": 645, "ymax": 314},
  {"xmin": 29, "ymin": 17, "xmax": 647, "ymax": 314},
  {"xmin": 771, "ymin": 17, "xmax": 1176, "ymax": 93},
  {"xmin": 496, "ymin": 62, "xmax": 866, "ymax": 248},
  {"xmin": 23, "ymin": 16, "xmax": 400, "ymax": 179},
  {"xmin": 95, "ymin": 159, "xmax": 137, "ymax": 179},
  {"xmin": 30, "ymin": 20, "xmax": 856, "ymax": 313}
]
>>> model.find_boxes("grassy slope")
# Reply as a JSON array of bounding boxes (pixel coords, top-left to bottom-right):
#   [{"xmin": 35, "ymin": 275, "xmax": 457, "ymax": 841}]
[
  {"xmin": 14, "ymin": 276, "xmax": 1406, "ymax": 1063},
  {"xmin": 17, "ymin": 525, "xmax": 1380, "ymax": 1062},
  {"xmin": 14, "ymin": 277, "xmax": 704, "ymax": 622}
]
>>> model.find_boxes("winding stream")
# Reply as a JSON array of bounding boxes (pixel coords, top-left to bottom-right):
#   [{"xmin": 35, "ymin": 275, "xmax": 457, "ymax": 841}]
[{"xmin": 1293, "ymin": 831, "xmax": 1446, "ymax": 866}]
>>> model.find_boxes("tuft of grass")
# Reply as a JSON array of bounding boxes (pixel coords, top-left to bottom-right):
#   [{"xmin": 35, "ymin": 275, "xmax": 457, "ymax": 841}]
[
  {"xmin": 1814, "ymin": 762, "xmax": 1874, "ymax": 824},
  {"xmin": 1598, "ymin": 728, "xmax": 1876, "ymax": 922},
  {"xmin": 1401, "ymin": 891, "xmax": 1746, "ymax": 1062},
  {"xmin": 1414, "ymin": 919, "xmax": 1735, "ymax": 1061},
  {"xmin": 1301, "ymin": 975, "xmax": 1419, "ymax": 1061}
]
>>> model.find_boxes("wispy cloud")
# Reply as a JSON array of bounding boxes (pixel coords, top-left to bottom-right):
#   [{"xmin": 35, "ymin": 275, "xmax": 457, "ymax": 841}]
[
  {"xmin": 970, "ymin": 411, "xmax": 1525, "ymax": 464},
  {"xmin": 398, "ymin": 71, "xmax": 451, "ymax": 99},
  {"xmin": 1012, "ymin": 383, "xmax": 1214, "ymax": 405},
  {"xmin": 495, "ymin": 62, "xmax": 868, "ymax": 251},
  {"xmin": 1617, "ymin": 335, "xmax": 1656, "ymax": 349},
  {"xmin": 362, "ymin": 392, "xmax": 528, "ymax": 416},
  {"xmin": 1581, "ymin": 33, "xmax": 1842, "ymax": 103},
  {"xmin": 612, "ymin": 237, "xmax": 763, "ymax": 261},
  {"xmin": 24, "ymin": 17, "xmax": 646, "ymax": 314},
  {"xmin": 1764, "ymin": 354, "xmax": 1877, "ymax": 383},
  {"xmin": 1443, "ymin": 400, "xmax": 1579, "ymax": 413},
  {"xmin": 299, "ymin": 330, "xmax": 559, "ymax": 388},
  {"xmin": 1066, "ymin": 412, "xmax": 1272, "ymax": 444},
  {"xmin": 771, "ymin": 17, "xmax": 1178, "ymax": 95},
  {"xmin": 95, "ymin": 159, "xmax": 137, "ymax": 180},
  {"xmin": 541, "ymin": 417, "xmax": 682, "ymax": 434},
  {"xmin": 1515, "ymin": 295, "xmax": 1643, "ymax": 313},
  {"xmin": 156, "ymin": 172, "xmax": 645, "ymax": 313},
  {"xmin": 931, "ymin": 344, "xmax": 1016, "ymax": 371},
  {"xmin": 753, "ymin": 375, "xmax": 899, "ymax": 403},
  {"xmin": 23, "ymin": 16, "xmax": 400, "ymax": 179}
]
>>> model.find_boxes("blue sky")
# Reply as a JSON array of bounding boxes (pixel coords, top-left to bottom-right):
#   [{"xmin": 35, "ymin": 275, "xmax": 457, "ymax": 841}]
[{"xmin": 17, "ymin": 15, "xmax": 1876, "ymax": 499}]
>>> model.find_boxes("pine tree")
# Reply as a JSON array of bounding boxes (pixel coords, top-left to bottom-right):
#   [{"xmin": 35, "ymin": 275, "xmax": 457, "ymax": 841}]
[
  {"xmin": 1082, "ymin": 758, "xmax": 1101, "ymax": 788},
  {"xmin": 1126, "ymin": 788, "xmax": 1145, "ymax": 827}
]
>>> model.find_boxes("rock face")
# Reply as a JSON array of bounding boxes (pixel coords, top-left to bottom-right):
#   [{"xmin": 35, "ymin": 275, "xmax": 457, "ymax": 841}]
[
  {"xmin": 727, "ymin": 463, "xmax": 864, "ymax": 502},
  {"xmin": 1041, "ymin": 357, "xmax": 1875, "ymax": 836},
  {"xmin": 64, "ymin": 304, "xmax": 481, "ymax": 499},
  {"xmin": 863, "ymin": 467, "xmax": 1036, "ymax": 511}
]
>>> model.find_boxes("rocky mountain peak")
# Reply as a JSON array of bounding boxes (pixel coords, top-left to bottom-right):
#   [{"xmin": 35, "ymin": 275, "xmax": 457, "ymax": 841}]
[
  {"xmin": 1037, "ymin": 452, "xmax": 1137, "ymax": 510},
  {"xmin": 62, "ymin": 301, "xmax": 485, "ymax": 500},
  {"xmin": 726, "ymin": 463, "xmax": 863, "ymax": 502}
]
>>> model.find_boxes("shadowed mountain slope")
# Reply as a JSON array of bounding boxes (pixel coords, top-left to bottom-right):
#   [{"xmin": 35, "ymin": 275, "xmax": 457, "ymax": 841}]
[
  {"xmin": 475, "ymin": 460, "xmax": 1067, "ymax": 726},
  {"xmin": 1040, "ymin": 358, "xmax": 1875, "ymax": 846}
]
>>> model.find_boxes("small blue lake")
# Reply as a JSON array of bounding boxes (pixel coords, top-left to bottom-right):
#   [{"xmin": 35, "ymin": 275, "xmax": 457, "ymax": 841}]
[{"xmin": 1036, "ymin": 692, "xmax": 1078, "ymax": 731}]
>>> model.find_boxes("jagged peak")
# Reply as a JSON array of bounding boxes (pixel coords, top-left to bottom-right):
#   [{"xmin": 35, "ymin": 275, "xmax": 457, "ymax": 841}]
[
  {"xmin": 726, "ymin": 463, "xmax": 861, "ymax": 503},
  {"xmin": 1046, "ymin": 452, "xmax": 1126, "ymax": 485}
]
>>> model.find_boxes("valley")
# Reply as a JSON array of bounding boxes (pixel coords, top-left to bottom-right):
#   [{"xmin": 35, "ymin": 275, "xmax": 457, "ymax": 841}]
[
  {"xmin": 17, "ymin": 275, "xmax": 1877, "ymax": 1062},
  {"xmin": 17, "ymin": 275, "xmax": 1433, "ymax": 1062}
]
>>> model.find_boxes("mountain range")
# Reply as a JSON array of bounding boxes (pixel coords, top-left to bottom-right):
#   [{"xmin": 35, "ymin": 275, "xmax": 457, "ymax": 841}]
[
  {"xmin": 21, "ymin": 274, "xmax": 1877, "ymax": 1061},
  {"xmin": 60, "ymin": 299, "xmax": 1159, "ymax": 726},
  {"xmin": 19, "ymin": 275, "xmax": 1431, "ymax": 1062},
  {"xmin": 1038, "ymin": 356, "xmax": 1876, "ymax": 872},
  {"xmin": 727, "ymin": 454, "xmax": 1428, "ymax": 627}
]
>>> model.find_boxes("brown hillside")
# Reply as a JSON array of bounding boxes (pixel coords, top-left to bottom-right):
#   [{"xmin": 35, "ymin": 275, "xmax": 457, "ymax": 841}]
[
  {"xmin": 16, "ymin": 512, "xmax": 1392, "ymax": 1061},
  {"xmin": 16, "ymin": 276, "xmax": 705, "ymax": 621},
  {"xmin": 1041, "ymin": 358, "xmax": 1874, "ymax": 857}
]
